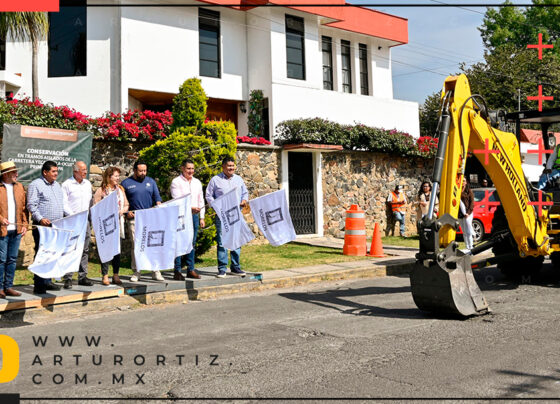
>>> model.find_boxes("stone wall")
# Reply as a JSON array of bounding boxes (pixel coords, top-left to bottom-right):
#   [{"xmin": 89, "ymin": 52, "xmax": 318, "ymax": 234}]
[
  {"xmin": 322, "ymin": 151, "xmax": 431, "ymax": 238},
  {"xmin": 234, "ymin": 145, "xmax": 282, "ymax": 243}
]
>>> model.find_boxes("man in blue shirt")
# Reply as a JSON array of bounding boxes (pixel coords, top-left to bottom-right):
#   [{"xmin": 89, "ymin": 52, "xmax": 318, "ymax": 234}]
[
  {"xmin": 122, "ymin": 160, "xmax": 162, "ymax": 282},
  {"xmin": 27, "ymin": 161, "xmax": 64, "ymax": 294},
  {"xmin": 206, "ymin": 156, "xmax": 249, "ymax": 278}
]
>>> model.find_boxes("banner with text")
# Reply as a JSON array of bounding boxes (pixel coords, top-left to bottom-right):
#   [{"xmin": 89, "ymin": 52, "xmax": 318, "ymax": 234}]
[
  {"xmin": 52, "ymin": 210, "xmax": 89, "ymax": 273},
  {"xmin": 134, "ymin": 205, "xmax": 179, "ymax": 271},
  {"xmin": 28, "ymin": 227, "xmax": 72, "ymax": 279},
  {"xmin": 2, "ymin": 124, "xmax": 93, "ymax": 182},
  {"xmin": 249, "ymin": 189, "xmax": 296, "ymax": 247},
  {"xmin": 161, "ymin": 194, "xmax": 194, "ymax": 258},
  {"xmin": 211, "ymin": 188, "xmax": 255, "ymax": 251},
  {"xmin": 90, "ymin": 191, "xmax": 121, "ymax": 264}
]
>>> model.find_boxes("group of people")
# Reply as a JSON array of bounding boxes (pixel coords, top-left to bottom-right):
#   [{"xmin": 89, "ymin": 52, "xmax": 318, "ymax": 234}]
[
  {"xmin": 386, "ymin": 177, "xmax": 476, "ymax": 252},
  {"xmin": 0, "ymin": 156, "xmax": 248, "ymax": 297}
]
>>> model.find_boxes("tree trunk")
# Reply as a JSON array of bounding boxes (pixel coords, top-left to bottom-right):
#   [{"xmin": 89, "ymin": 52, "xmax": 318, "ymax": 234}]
[{"xmin": 31, "ymin": 39, "xmax": 39, "ymax": 101}]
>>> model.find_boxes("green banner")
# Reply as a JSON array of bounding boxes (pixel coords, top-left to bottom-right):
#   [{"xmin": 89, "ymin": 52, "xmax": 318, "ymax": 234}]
[{"xmin": 1, "ymin": 124, "xmax": 93, "ymax": 183}]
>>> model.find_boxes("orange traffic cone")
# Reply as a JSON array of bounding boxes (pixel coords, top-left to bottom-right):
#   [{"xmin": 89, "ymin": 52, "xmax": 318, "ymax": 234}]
[{"xmin": 367, "ymin": 223, "xmax": 386, "ymax": 258}]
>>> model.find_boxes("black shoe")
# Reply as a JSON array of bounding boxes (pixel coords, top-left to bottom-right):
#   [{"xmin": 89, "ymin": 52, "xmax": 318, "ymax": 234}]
[
  {"xmin": 78, "ymin": 278, "xmax": 94, "ymax": 286},
  {"xmin": 46, "ymin": 283, "xmax": 61, "ymax": 291},
  {"xmin": 33, "ymin": 287, "xmax": 46, "ymax": 295},
  {"xmin": 64, "ymin": 279, "xmax": 73, "ymax": 289}
]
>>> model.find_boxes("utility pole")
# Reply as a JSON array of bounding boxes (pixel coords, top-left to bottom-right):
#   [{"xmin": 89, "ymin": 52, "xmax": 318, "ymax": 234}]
[{"xmin": 518, "ymin": 89, "xmax": 521, "ymax": 111}]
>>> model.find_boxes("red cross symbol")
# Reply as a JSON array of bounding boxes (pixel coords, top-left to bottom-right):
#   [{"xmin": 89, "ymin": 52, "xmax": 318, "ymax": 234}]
[
  {"xmin": 528, "ymin": 190, "xmax": 553, "ymax": 216},
  {"xmin": 527, "ymin": 33, "xmax": 554, "ymax": 60},
  {"xmin": 527, "ymin": 85, "xmax": 554, "ymax": 111},
  {"xmin": 473, "ymin": 138, "xmax": 500, "ymax": 165},
  {"xmin": 527, "ymin": 138, "xmax": 554, "ymax": 165}
]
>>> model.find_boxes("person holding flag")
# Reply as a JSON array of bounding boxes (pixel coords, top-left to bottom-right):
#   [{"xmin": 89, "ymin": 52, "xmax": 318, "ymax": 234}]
[
  {"xmin": 93, "ymin": 167, "xmax": 129, "ymax": 286},
  {"xmin": 206, "ymin": 156, "xmax": 249, "ymax": 278},
  {"xmin": 0, "ymin": 162, "xmax": 27, "ymax": 298},
  {"xmin": 61, "ymin": 161, "xmax": 94, "ymax": 289},
  {"xmin": 122, "ymin": 161, "xmax": 162, "ymax": 282},
  {"xmin": 27, "ymin": 161, "xmax": 64, "ymax": 294},
  {"xmin": 170, "ymin": 158, "xmax": 205, "ymax": 280}
]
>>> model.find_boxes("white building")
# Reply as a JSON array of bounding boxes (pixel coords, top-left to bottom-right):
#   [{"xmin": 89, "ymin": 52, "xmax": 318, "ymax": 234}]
[{"xmin": 0, "ymin": 0, "xmax": 419, "ymax": 142}]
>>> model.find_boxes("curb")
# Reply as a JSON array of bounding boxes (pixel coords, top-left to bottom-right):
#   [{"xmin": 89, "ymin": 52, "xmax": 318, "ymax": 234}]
[{"xmin": 0, "ymin": 259, "xmax": 416, "ymax": 324}]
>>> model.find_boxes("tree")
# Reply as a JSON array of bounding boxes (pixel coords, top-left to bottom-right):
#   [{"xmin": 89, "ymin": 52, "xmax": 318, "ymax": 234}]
[
  {"xmin": 0, "ymin": 12, "xmax": 49, "ymax": 101},
  {"xmin": 171, "ymin": 78, "xmax": 208, "ymax": 130},
  {"xmin": 479, "ymin": 0, "xmax": 560, "ymax": 55},
  {"xmin": 461, "ymin": 44, "xmax": 560, "ymax": 112},
  {"xmin": 419, "ymin": 91, "xmax": 442, "ymax": 137}
]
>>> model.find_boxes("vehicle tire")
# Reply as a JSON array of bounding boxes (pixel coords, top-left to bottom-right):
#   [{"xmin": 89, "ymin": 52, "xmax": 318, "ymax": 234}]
[
  {"xmin": 472, "ymin": 219, "xmax": 484, "ymax": 243},
  {"xmin": 490, "ymin": 205, "xmax": 543, "ymax": 280},
  {"xmin": 551, "ymin": 251, "xmax": 560, "ymax": 269}
]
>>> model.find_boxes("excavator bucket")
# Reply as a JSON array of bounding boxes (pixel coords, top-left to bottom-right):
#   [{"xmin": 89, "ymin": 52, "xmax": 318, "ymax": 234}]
[{"xmin": 410, "ymin": 252, "xmax": 489, "ymax": 317}]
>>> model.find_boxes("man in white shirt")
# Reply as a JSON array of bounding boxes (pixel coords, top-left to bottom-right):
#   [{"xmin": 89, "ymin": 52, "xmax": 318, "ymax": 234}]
[
  {"xmin": 170, "ymin": 159, "xmax": 205, "ymax": 280},
  {"xmin": 61, "ymin": 161, "xmax": 93, "ymax": 289}
]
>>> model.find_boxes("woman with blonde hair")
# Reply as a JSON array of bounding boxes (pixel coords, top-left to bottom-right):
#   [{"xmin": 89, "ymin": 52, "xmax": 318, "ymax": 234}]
[{"xmin": 93, "ymin": 166, "xmax": 129, "ymax": 286}]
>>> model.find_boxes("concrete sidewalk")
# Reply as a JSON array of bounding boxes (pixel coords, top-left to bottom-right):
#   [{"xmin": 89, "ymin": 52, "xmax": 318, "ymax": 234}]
[{"xmin": 0, "ymin": 238, "xmax": 416, "ymax": 323}]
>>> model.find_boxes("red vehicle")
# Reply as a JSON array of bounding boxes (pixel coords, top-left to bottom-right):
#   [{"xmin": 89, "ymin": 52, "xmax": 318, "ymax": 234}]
[{"xmin": 457, "ymin": 187, "xmax": 498, "ymax": 243}]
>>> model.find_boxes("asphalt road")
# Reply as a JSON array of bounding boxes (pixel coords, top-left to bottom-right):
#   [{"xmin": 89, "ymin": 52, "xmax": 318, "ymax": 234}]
[{"xmin": 3, "ymin": 262, "xmax": 560, "ymax": 402}]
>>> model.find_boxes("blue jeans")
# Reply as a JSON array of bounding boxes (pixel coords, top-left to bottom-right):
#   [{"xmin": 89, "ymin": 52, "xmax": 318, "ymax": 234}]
[
  {"xmin": 0, "ymin": 230, "xmax": 22, "ymax": 290},
  {"xmin": 538, "ymin": 169, "xmax": 560, "ymax": 190},
  {"xmin": 215, "ymin": 217, "xmax": 241, "ymax": 271},
  {"xmin": 174, "ymin": 213, "xmax": 200, "ymax": 272},
  {"xmin": 393, "ymin": 211, "xmax": 406, "ymax": 236}
]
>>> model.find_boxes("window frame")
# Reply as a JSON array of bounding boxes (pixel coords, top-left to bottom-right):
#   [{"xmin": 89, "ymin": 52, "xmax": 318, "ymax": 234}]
[
  {"xmin": 47, "ymin": 0, "xmax": 87, "ymax": 78},
  {"xmin": 341, "ymin": 39, "xmax": 352, "ymax": 93},
  {"xmin": 321, "ymin": 36, "xmax": 333, "ymax": 90},
  {"xmin": 359, "ymin": 43, "xmax": 369, "ymax": 95},
  {"xmin": 285, "ymin": 14, "xmax": 306, "ymax": 80},
  {"xmin": 199, "ymin": 7, "xmax": 221, "ymax": 79}
]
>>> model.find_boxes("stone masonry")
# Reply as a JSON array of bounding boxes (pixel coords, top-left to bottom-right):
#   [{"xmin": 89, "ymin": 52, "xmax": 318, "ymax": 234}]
[{"xmin": 322, "ymin": 151, "xmax": 431, "ymax": 238}]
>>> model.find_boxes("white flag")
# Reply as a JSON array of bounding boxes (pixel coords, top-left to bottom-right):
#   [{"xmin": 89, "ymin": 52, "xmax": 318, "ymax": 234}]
[
  {"xmin": 52, "ymin": 210, "xmax": 89, "ymax": 273},
  {"xmin": 28, "ymin": 227, "xmax": 72, "ymax": 279},
  {"xmin": 161, "ymin": 194, "xmax": 193, "ymax": 257},
  {"xmin": 249, "ymin": 189, "xmax": 296, "ymax": 247},
  {"xmin": 134, "ymin": 204, "xmax": 179, "ymax": 271},
  {"xmin": 90, "ymin": 191, "xmax": 120, "ymax": 263},
  {"xmin": 211, "ymin": 188, "xmax": 255, "ymax": 251}
]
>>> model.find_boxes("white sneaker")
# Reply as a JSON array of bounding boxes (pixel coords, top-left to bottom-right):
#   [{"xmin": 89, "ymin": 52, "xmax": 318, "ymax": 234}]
[
  {"xmin": 130, "ymin": 272, "xmax": 141, "ymax": 282},
  {"xmin": 152, "ymin": 270, "xmax": 164, "ymax": 281}
]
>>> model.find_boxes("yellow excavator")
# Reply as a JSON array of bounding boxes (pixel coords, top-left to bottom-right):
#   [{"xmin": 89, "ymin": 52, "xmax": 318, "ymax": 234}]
[{"xmin": 410, "ymin": 74, "xmax": 560, "ymax": 317}]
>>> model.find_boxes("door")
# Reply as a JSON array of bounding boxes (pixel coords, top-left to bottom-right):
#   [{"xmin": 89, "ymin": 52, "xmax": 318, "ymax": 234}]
[{"xmin": 288, "ymin": 152, "xmax": 315, "ymax": 234}]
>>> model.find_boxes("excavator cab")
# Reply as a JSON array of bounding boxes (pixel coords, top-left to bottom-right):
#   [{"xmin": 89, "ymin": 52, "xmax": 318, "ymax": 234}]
[{"xmin": 410, "ymin": 75, "xmax": 556, "ymax": 317}]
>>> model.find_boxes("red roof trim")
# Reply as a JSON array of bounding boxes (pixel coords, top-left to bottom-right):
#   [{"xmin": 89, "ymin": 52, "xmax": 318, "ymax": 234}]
[{"xmin": 197, "ymin": 0, "xmax": 408, "ymax": 44}]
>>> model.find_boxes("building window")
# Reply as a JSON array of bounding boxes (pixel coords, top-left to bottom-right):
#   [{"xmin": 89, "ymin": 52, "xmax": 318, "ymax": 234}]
[
  {"xmin": 359, "ymin": 43, "xmax": 369, "ymax": 95},
  {"xmin": 199, "ymin": 8, "xmax": 221, "ymax": 78},
  {"xmin": 48, "ymin": 0, "xmax": 87, "ymax": 77},
  {"xmin": 285, "ymin": 15, "xmax": 305, "ymax": 80},
  {"xmin": 341, "ymin": 40, "xmax": 352, "ymax": 93},
  {"xmin": 0, "ymin": 36, "xmax": 5, "ymax": 71},
  {"xmin": 322, "ymin": 36, "xmax": 333, "ymax": 90}
]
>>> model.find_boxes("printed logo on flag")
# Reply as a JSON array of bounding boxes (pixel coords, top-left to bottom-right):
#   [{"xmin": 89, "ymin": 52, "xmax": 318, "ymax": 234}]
[
  {"xmin": 61, "ymin": 235, "xmax": 79, "ymax": 256},
  {"xmin": 103, "ymin": 215, "xmax": 117, "ymax": 235},
  {"xmin": 147, "ymin": 231, "xmax": 165, "ymax": 247},
  {"xmin": 266, "ymin": 208, "xmax": 284, "ymax": 226},
  {"xmin": 177, "ymin": 215, "xmax": 185, "ymax": 232},
  {"xmin": 226, "ymin": 207, "xmax": 240, "ymax": 226}
]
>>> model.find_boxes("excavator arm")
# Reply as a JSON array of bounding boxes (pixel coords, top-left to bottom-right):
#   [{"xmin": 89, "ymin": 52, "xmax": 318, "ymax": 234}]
[{"xmin": 410, "ymin": 74, "xmax": 552, "ymax": 317}]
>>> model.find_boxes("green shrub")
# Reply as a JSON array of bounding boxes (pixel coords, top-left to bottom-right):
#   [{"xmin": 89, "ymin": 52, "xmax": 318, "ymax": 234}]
[
  {"xmin": 172, "ymin": 78, "xmax": 208, "ymax": 129},
  {"xmin": 275, "ymin": 118, "xmax": 435, "ymax": 157},
  {"xmin": 248, "ymin": 89, "xmax": 264, "ymax": 137},
  {"xmin": 139, "ymin": 121, "xmax": 237, "ymax": 256}
]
